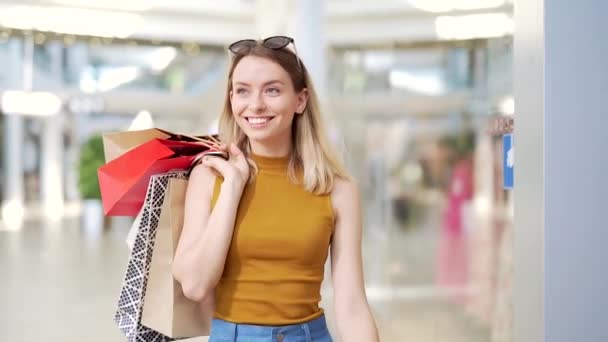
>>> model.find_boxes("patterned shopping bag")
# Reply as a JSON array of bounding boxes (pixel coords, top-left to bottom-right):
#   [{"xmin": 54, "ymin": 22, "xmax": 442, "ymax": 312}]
[{"xmin": 114, "ymin": 171, "xmax": 188, "ymax": 342}]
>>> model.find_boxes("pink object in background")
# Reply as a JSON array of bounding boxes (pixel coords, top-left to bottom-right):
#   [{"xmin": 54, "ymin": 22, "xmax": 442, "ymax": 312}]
[{"xmin": 436, "ymin": 158, "xmax": 474, "ymax": 303}]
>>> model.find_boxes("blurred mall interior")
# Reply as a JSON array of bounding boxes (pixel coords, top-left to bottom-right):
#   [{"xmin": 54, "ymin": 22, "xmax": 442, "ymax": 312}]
[{"xmin": 0, "ymin": 0, "xmax": 520, "ymax": 341}]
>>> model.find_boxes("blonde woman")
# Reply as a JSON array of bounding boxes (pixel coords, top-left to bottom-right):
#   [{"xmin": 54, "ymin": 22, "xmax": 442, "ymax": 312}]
[{"xmin": 172, "ymin": 36, "xmax": 379, "ymax": 342}]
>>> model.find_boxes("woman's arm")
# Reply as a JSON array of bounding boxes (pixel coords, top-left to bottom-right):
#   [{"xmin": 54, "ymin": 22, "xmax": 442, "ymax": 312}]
[
  {"xmin": 330, "ymin": 179, "xmax": 380, "ymax": 342},
  {"xmin": 173, "ymin": 144, "xmax": 249, "ymax": 302}
]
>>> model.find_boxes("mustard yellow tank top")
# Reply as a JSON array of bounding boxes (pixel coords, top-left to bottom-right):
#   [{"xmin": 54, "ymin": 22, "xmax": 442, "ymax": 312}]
[{"xmin": 210, "ymin": 153, "xmax": 335, "ymax": 325}]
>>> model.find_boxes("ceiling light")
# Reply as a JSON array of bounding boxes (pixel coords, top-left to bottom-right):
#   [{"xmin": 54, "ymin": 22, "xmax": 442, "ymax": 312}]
[
  {"xmin": 410, "ymin": 0, "xmax": 506, "ymax": 13},
  {"xmin": 1, "ymin": 91, "xmax": 62, "ymax": 116},
  {"xmin": 0, "ymin": 5, "xmax": 143, "ymax": 38},
  {"xmin": 435, "ymin": 13, "xmax": 514, "ymax": 40}
]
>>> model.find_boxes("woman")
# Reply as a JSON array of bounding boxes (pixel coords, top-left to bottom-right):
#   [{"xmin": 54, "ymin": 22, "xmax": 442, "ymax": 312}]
[{"xmin": 172, "ymin": 36, "xmax": 379, "ymax": 342}]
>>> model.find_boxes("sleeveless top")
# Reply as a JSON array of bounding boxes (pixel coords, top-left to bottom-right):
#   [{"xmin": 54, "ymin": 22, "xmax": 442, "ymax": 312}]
[{"xmin": 210, "ymin": 153, "xmax": 335, "ymax": 325}]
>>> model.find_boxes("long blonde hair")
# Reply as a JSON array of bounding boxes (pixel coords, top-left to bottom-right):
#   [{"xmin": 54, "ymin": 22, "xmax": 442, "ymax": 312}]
[{"xmin": 218, "ymin": 42, "xmax": 351, "ymax": 195}]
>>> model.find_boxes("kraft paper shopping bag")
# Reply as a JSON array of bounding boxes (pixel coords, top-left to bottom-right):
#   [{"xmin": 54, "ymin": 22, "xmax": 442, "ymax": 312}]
[{"xmin": 141, "ymin": 177, "xmax": 213, "ymax": 338}]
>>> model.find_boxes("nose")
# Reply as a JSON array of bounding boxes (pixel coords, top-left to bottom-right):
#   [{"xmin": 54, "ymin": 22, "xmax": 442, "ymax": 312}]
[{"xmin": 249, "ymin": 93, "xmax": 266, "ymax": 112}]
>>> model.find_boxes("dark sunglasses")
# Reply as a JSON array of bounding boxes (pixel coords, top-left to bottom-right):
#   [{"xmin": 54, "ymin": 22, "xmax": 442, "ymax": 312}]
[{"xmin": 228, "ymin": 35, "xmax": 302, "ymax": 71}]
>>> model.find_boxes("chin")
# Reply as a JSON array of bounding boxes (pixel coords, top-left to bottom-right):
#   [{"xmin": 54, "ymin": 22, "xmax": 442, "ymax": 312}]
[
  {"xmin": 244, "ymin": 131, "xmax": 276, "ymax": 144},
  {"xmin": 242, "ymin": 128, "xmax": 290, "ymax": 146}
]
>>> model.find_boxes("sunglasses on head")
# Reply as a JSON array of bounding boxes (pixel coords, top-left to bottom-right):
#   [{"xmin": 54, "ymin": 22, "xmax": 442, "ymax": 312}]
[{"xmin": 228, "ymin": 35, "xmax": 302, "ymax": 71}]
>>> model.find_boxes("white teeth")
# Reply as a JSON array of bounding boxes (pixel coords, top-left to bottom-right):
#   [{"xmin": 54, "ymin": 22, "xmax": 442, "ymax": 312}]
[{"xmin": 248, "ymin": 117, "xmax": 270, "ymax": 124}]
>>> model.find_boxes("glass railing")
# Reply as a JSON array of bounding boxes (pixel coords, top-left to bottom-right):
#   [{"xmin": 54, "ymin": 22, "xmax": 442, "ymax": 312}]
[
  {"xmin": 329, "ymin": 46, "xmax": 481, "ymax": 96},
  {"xmin": 62, "ymin": 43, "xmax": 228, "ymax": 95},
  {"xmin": 3, "ymin": 40, "xmax": 231, "ymax": 96}
]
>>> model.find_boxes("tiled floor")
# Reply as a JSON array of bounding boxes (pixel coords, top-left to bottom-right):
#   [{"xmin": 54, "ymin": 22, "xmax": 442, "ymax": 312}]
[{"xmin": 0, "ymin": 204, "xmax": 492, "ymax": 341}]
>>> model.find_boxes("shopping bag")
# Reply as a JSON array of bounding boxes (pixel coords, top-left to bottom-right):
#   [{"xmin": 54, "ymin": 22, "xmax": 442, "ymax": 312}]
[
  {"xmin": 103, "ymin": 128, "xmax": 171, "ymax": 162},
  {"xmin": 126, "ymin": 206, "xmax": 145, "ymax": 251},
  {"xmin": 98, "ymin": 136, "xmax": 225, "ymax": 216},
  {"xmin": 114, "ymin": 171, "xmax": 188, "ymax": 342},
  {"xmin": 141, "ymin": 177, "xmax": 213, "ymax": 338},
  {"xmin": 114, "ymin": 171, "xmax": 186, "ymax": 342},
  {"xmin": 102, "ymin": 128, "xmax": 221, "ymax": 162}
]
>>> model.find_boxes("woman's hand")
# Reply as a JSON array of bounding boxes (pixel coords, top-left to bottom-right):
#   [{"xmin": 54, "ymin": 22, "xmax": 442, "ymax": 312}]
[{"xmin": 201, "ymin": 143, "xmax": 250, "ymax": 191}]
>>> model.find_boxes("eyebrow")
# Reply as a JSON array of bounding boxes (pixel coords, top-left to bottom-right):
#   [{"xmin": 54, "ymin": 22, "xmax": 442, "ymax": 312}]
[{"xmin": 234, "ymin": 80, "xmax": 285, "ymax": 87}]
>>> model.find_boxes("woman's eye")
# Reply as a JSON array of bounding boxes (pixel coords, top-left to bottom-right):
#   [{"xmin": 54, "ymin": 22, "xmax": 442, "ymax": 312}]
[
  {"xmin": 236, "ymin": 88, "xmax": 248, "ymax": 94},
  {"xmin": 266, "ymin": 88, "xmax": 280, "ymax": 95}
]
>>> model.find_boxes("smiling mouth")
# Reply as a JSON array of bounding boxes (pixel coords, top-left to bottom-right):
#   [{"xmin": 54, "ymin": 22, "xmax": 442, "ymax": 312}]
[{"xmin": 245, "ymin": 117, "xmax": 274, "ymax": 124}]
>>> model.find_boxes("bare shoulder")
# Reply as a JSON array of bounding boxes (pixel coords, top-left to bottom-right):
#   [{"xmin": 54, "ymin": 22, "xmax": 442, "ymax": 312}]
[
  {"xmin": 332, "ymin": 177, "xmax": 359, "ymax": 198},
  {"xmin": 189, "ymin": 162, "xmax": 215, "ymax": 179},
  {"xmin": 331, "ymin": 177, "xmax": 361, "ymax": 215},
  {"xmin": 187, "ymin": 163, "xmax": 218, "ymax": 198},
  {"xmin": 189, "ymin": 163, "xmax": 216, "ymax": 182}
]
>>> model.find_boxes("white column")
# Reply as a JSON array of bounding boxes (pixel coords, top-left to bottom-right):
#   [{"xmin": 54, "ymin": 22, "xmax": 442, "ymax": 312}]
[
  {"xmin": 514, "ymin": 0, "xmax": 608, "ymax": 341},
  {"xmin": 255, "ymin": 0, "xmax": 289, "ymax": 38},
  {"xmin": 292, "ymin": 0, "xmax": 327, "ymax": 102},
  {"xmin": 40, "ymin": 41, "xmax": 64, "ymax": 219},
  {"xmin": 64, "ymin": 43, "xmax": 89, "ymax": 202},
  {"xmin": 254, "ymin": 0, "xmax": 327, "ymax": 103},
  {"xmin": 2, "ymin": 114, "xmax": 25, "ymax": 228},
  {"xmin": 40, "ymin": 115, "xmax": 64, "ymax": 219},
  {"xmin": 1, "ymin": 38, "xmax": 26, "ymax": 228}
]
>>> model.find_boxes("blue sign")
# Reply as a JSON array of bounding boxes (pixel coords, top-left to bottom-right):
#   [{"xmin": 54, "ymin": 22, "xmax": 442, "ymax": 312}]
[{"xmin": 503, "ymin": 134, "xmax": 514, "ymax": 189}]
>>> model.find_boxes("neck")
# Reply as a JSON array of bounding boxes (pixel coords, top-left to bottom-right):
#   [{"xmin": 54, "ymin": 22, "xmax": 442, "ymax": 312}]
[{"xmin": 249, "ymin": 139, "xmax": 292, "ymax": 158}]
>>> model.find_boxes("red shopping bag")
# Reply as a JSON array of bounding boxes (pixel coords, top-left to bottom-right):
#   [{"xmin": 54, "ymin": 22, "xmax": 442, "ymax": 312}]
[
  {"xmin": 98, "ymin": 137, "xmax": 225, "ymax": 216},
  {"xmin": 102, "ymin": 128, "xmax": 222, "ymax": 162}
]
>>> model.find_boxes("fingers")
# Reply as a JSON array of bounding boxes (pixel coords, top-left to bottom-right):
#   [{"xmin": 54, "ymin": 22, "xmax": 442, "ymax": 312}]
[
  {"xmin": 206, "ymin": 144, "xmax": 229, "ymax": 161},
  {"xmin": 207, "ymin": 142, "xmax": 247, "ymax": 168},
  {"xmin": 229, "ymin": 143, "xmax": 250, "ymax": 169},
  {"xmin": 228, "ymin": 143, "xmax": 244, "ymax": 157}
]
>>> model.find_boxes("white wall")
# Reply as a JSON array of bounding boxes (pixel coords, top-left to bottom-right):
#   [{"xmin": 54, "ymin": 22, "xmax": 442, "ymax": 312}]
[{"xmin": 515, "ymin": 0, "xmax": 608, "ymax": 341}]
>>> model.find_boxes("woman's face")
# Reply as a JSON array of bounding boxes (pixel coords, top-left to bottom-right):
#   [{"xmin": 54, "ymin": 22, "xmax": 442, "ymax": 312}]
[{"xmin": 230, "ymin": 55, "xmax": 307, "ymax": 151}]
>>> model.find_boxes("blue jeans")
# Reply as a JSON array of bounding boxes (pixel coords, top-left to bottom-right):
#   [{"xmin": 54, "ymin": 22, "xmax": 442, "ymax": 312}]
[{"xmin": 208, "ymin": 314, "xmax": 334, "ymax": 342}]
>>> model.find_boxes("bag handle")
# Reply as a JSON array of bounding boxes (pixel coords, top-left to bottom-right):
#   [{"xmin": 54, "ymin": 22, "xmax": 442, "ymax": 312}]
[
  {"xmin": 168, "ymin": 133, "xmax": 221, "ymax": 146},
  {"xmin": 186, "ymin": 150, "xmax": 229, "ymax": 177}
]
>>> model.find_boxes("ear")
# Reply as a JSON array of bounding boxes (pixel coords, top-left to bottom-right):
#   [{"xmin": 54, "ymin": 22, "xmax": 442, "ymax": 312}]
[
  {"xmin": 229, "ymin": 89, "xmax": 234, "ymax": 102},
  {"xmin": 295, "ymin": 88, "xmax": 309, "ymax": 115}
]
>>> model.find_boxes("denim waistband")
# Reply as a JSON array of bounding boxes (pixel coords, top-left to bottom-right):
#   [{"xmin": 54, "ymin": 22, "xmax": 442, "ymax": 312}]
[{"xmin": 209, "ymin": 314, "xmax": 330, "ymax": 341}]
